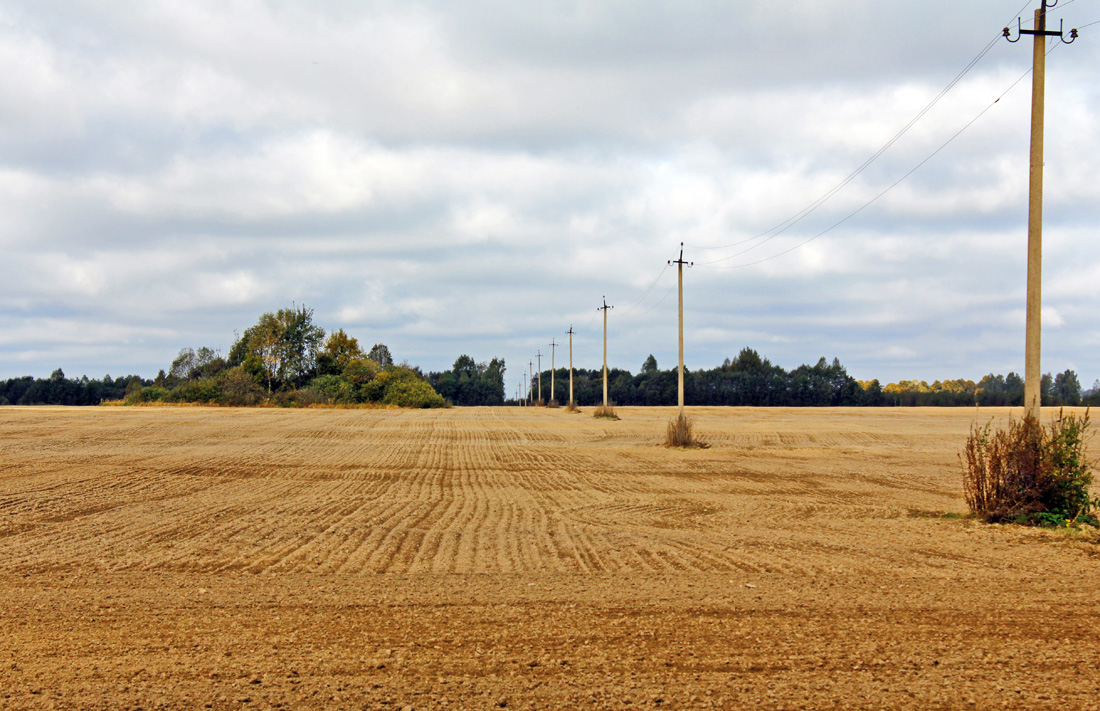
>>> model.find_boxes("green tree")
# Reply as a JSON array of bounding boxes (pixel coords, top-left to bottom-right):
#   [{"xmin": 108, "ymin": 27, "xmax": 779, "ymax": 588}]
[
  {"xmin": 1053, "ymin": 369, "xmax": 1082, "ymax": 406},
  {"xmin": 368, "ymin": 343, "xmax": 394, "ymax": 368},
  {"xmin": 343, "ymin": 357, "xmax": 382, "ymax": 385},
  {"xmin": 228, "ymin": 305, "xmax": 325, "ymax": 391},
  {"xmin": 170, "ymin": 346, "xmax": 225, "ymax": 381},
  {"xmin": 318, "ymin": 329, "xmax": 364, "ymax": 376}
]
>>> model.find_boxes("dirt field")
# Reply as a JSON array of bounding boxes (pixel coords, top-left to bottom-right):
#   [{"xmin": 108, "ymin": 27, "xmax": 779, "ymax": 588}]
[{"xmin": 2, "ymin": 405, "xmax": 1098, "ymax": 709}]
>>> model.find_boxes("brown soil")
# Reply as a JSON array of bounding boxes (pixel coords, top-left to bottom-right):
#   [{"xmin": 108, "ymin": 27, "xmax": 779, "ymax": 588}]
[{"xmin": 1, "ymin": 405, "xmax": 1098, "ymax": 709}]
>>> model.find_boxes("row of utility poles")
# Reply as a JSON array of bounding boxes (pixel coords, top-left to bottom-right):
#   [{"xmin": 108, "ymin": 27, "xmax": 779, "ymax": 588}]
[
  {"xmin": 517, "ymin": 2, "xmax": 1073, "ymax": 416},
  {"xmin": 519, "ymin": 324, "xmax": 579, "ymax": 406},
  {"xmin": 520, "ymin": 241, "xmax": 692, "ymax": 411}
]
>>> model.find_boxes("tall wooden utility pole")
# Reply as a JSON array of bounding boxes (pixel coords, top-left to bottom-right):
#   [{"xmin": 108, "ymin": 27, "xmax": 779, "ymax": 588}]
[
  {"xmin": 536, "ymin": 350, "xmax": 542, "ymax": 405},
  {"xmin": 598, "ymin": 297, "xmax": 613, "ymax": 407},
  {"xmin": 1005, "ymin": 1, "xmax": 1077, "ymax": 420},
  {"xmin": 669, "ymin": 243, "xmax": 692, "ymax": 416},
  {"xmin": 549, "ymin": 339, "xmax": 557, "ymax": 404},
  {"xmin": 528, "ymin": 360, "xmax": 534, "ymax": 406},
  {"xmin": 566, "ymin": 325, "xmax": 575, "ymax": 406}
]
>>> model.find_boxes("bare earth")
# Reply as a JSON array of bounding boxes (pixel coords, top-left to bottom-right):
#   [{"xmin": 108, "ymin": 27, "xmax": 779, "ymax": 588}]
[{"xmin": 2, "ymin": 405, "xmax": 1098, "ymax": 710}]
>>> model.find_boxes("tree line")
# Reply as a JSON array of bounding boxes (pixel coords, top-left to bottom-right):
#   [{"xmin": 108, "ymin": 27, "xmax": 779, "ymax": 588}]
[
  {"xmin": 428, "ymin": 355, "xmax": 507, "ymax": 406},
  {"xmin": 0, "ymin": 370, "xmax": 151, "ymax": 406},
  {"xmin": 517, "ymin": 348, "xmax": 1096, "ymax": 408},
  {"xmin": 4, "ymin": 338, "xmax": 1094, "ymax": 409}
]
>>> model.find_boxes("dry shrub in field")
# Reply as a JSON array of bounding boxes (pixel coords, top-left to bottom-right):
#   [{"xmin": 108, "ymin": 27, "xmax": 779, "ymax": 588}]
[
  {"xmin": 566, "ymin": 400, "xmax": 580, "ymax": 413},
  {"xmin": 963, "ymin": 410, "xmax": 1096, "ymax": 526},
  {"xmin": 665, "ymin": 411, "xmax": 704, "ymax": 449},
  {"xmin": 593, "ymin": 403, "xmax": 619, "ymax": 420},
  {"xmin": 547, "ymin": 399, "xmax": 560, "ymax": 408}
]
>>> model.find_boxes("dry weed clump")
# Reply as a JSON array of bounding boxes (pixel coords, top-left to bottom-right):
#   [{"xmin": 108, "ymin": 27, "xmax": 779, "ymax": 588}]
[
  {"xmin": 593, "ymin": 403, "xmax": 619, "ymax": 420},
  {"xmin": 665, "ymin": 411, "xmax": 705, "ymax": 449},
  {"xmin": 565, "ymin": 400, "xmax": 580, "ymax": 413},
  {"xmin": 547, "ymin": 399, "xmax": 560, "ymax": 409},
  {"xmin": 962, "ymin": 410, "xmax": 1096, "ymax": 527}
]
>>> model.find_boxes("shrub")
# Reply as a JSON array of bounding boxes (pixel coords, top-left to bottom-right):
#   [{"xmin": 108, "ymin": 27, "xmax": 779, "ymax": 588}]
[
  {"xmin": 290, "ymin": 387, "xmax": 331, "ymax": 407},
  {"xmin": 360, "ymin": 378, "xmax": 386, "ymax": 403},
  {"xmin": 219, "ymin": 366, "xmax": 265, "ymax": 406},
  {"xmin": 547, "ymin": 399, "xmax": 560, "ymax": 409},
  {"xmin": 169, "ymin": 378, "xmax": 222, "ymax": 404},
  {"xmin": 566, "ymin": 400, "xmax": 580, "ymax": 413},
  {"xmin": 126, "ymin": 386, "xmax": 170, "ymax": 404},
  {"xmin": 343, "ymin": 357, "xmax": 382, "ymax": 385},
  {"xmin": 308, "ymin": 374, "xmax": 345, "ymax": 400},
  {"xmin": 382, "ymin": 378, "xmax": 446, "ymax": 408},
  {"xmin": 593, "ymin": 403, "xmax": 619, "ymax": 420},
  {"xmin": 962, "ymin": 410, "xmax": 1096, "ymax": 525},
  {"xmin": 371, "ymin": 367, "xmax": 446, "ymax": 408},
  {"xmin": 665, "ymin": 411, "xmax": 703, "ymax": 449}
]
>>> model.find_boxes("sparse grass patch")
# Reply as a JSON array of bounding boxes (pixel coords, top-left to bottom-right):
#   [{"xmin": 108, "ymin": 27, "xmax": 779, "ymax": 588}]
[
  {"xmin": 593, "ymin": 403, "xmax": 619, "ymax": 420},
  {"xmin": 962, "ymin": 410, "xmax": 1097, "ymax": 527}
]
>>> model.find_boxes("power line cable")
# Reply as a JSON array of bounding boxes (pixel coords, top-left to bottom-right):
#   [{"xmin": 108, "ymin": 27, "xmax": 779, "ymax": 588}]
[
  {"xmin": 633, "ymin": 284, "xmax": 677, "ymax": 318},
  {"xmin": 689, "ymin": 1, "xmax": 1034, "ymax": 260},
  {"xmin": 618, "ymin": 263, "xmax": 670, "ymax": 317},
  {"xmin": 699, "ymin": 59, "xmax": 1041, "ymax": 270}
]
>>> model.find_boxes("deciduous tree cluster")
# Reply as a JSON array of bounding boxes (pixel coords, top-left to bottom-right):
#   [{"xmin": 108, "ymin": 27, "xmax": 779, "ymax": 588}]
[{"xmin": 126, "ymin": 305, "xmax": 445, "ymax": 408}]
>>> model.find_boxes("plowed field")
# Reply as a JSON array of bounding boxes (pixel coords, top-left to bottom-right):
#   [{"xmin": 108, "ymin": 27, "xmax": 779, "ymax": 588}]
[{"xmin": 2, "ymin": 405, "xmax": 1098, "ymax": 709}]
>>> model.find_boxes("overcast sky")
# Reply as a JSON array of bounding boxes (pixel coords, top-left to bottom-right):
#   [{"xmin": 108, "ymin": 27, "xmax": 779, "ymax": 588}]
[{"xmin": 2, "ymin": 1, "xmax": 1099, "ymax": 397}]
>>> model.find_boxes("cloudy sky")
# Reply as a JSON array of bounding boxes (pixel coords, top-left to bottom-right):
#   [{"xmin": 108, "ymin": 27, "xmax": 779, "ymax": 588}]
[{"xmin": 2, "ymin": 1, "xmax": 1099, "ymax": 396}]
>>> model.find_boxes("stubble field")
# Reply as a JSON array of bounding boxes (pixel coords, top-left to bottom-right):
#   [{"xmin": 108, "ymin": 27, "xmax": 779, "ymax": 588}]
[{"xmin": 1, "ymin": 405, "xmax": 1098, "ymax": 709}]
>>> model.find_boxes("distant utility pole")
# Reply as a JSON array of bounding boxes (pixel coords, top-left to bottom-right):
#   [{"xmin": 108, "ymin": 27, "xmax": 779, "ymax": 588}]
[
  {"xmin": 669, "ymin": 242, "xmax": 693, "ymax": 416},
  {"xmin": 549, "ymin": 338, "xmax": 557, "ymax": 404},
  {"xmin": 598, "ymin": 297, "xmax": 614, "ymax": 407},
  {"xmin": 1004, "ymin": 1, "xmax": 1077, "ymax": 420},
  {"xmin": 566, "ymin": 325, "xmax": 575, "ymax": 406},
  {"xmin": 529, "ymin": 360, "xmax": 534, "ymax": 406},
  {"xmin": 537, "ymin": 350, "xmax": 543, "ymax": 404}
]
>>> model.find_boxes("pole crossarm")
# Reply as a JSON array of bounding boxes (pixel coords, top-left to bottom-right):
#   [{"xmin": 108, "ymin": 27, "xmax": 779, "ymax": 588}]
[
  {"xmin": 1005, "ymin": 0, "xmax": 1077, "ymax": 42},
  {"xmin": 668, "ymin": 243, "xmax": 693, "ymax": 270}
]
